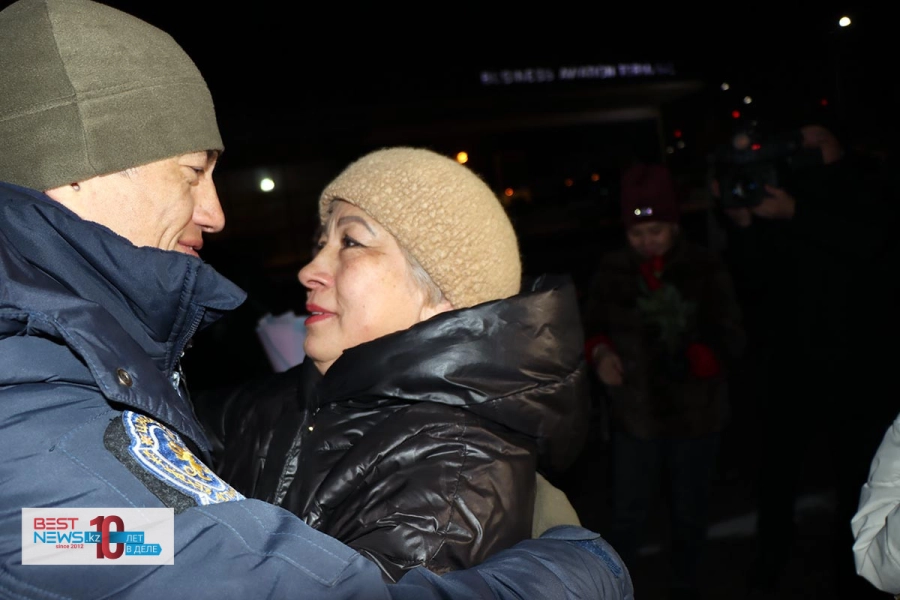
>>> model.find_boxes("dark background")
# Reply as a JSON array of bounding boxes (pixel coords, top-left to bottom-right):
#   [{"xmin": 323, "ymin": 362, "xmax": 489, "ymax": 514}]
[{"xmin": 87, "ymin": 1, "xmax": 896, "ymax": 171}]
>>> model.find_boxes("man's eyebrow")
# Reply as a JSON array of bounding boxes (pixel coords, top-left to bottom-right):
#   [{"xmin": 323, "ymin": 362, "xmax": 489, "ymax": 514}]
[{"xmin": 336, "ymin": 215, "xmax": 375, "ymax": 236}]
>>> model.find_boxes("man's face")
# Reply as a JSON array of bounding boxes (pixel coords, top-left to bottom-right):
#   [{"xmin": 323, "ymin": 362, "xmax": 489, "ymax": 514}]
[{"xmin": 45, "ymin": 151, "xmax": 223, "ymax": 257}]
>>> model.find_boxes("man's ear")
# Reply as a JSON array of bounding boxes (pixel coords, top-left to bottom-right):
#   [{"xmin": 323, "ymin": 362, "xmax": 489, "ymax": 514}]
[
  {"xmin": 45, "ymin": 180, "xmax": 104, "ymax": 220},
  {"xmin": 44, "ymin": 183, "xmax": 79, "ymax": 204}
]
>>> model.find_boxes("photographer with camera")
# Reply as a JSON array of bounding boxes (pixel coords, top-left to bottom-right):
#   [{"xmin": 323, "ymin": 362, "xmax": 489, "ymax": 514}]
[{"xmin": 711, "ymin": 109, "xmax": 899, "ymax": 597}]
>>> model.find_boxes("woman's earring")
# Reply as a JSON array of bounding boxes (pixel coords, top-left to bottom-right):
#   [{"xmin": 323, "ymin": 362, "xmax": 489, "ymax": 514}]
[{"xmin": 70, "ymin": 183, "xmax": 80, "ymax": 191}]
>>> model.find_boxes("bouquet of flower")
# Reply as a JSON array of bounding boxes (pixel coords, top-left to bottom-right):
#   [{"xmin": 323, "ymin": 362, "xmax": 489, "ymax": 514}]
[
  {"xmin": 634, "ymin": 256, "xmax": 722, "ymax": 380},
  {"xmin": 635, "ymin": 256, "xmax": 696, "ymax": 356}
]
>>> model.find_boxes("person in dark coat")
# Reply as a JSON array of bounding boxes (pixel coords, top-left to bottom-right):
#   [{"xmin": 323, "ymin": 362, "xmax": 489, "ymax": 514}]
[
  {"xmin": 582, "ymin": 164, "xmax": 745, "ymax": 600},
  {"xmin": 715, "ymin": 111, "xmax": 900, "ymax": 599},
  {"xmin": 197, "ymin": 147, "xmax": 593, "ymax": 582}
]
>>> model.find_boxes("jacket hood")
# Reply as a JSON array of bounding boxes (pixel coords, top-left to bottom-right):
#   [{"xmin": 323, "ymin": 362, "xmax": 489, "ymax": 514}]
[{"xmin": 319, "ymin": 273, "xmax": 590, "ymax": 471}]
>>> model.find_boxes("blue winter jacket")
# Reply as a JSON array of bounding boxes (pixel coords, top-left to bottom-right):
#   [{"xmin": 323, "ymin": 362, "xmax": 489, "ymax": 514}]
[{"xmin": 0, "ymin": 182, "xmax": 634, "ymax": 600}]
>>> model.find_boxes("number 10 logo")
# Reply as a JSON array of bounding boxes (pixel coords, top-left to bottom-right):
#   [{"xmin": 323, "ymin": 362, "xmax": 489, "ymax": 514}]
[{"xmin": 90, "ymin": 515, "xmax": 124, "ymax": 559}]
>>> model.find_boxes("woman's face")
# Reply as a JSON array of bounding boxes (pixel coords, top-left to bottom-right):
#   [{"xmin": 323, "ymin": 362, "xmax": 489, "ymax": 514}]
[
  {"xmin": 626, "ymin": 221, "xmax": 678, "ymax": 259},
  {"xmin": 298, "ymin": 200, "xmax": 451, "ymax": 374}
]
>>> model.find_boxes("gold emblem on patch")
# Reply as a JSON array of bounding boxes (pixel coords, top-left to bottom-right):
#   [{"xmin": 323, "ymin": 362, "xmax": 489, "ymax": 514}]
[{"xmin": 123, "ymin": 411, "xmax": 244, "ymax": 505}]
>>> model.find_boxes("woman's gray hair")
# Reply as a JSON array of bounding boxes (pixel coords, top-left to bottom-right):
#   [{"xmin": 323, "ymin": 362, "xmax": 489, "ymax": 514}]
[{"xmin": 400, "ymin": 245, "xmax": 446, "ymax": 308}]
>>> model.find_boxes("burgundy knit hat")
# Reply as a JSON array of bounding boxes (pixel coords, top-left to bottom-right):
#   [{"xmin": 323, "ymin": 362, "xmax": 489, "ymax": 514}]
[{"xmin": 619, "ymin": 164, "xmax": 679, "ymax": 228}]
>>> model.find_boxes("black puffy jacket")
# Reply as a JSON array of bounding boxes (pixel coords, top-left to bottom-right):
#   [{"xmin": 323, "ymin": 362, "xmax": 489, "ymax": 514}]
[{"xmin": 197, "ymin": 275, "xmax": 591, "ymax": 582}]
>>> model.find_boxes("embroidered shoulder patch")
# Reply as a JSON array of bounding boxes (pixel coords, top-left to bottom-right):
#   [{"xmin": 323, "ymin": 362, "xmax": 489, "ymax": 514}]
[{"xmin": 121, "ymin": 410, "xmax": 244, "ymax": 506}]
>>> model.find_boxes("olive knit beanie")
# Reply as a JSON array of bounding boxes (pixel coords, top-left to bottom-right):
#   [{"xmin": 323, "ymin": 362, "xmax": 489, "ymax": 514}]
[
  {"xmin": 0, "ymin": 0, "xmax": 222, "ymax": 192},
  {"xmin": 320, "ymin": 147, "xmax": 522, "ymax": 309}
]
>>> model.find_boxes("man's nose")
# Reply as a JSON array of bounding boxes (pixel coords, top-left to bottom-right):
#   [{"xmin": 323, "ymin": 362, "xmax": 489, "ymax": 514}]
[{"xmin": 195, "ymin": 182, "xmax": 225, "ymax": 233}]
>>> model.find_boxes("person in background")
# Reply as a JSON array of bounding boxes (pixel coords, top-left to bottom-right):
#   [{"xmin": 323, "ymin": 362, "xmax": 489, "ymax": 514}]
[
  {"xmin": 581, "ymin": 163, "xmax": 744, "ymax": 600},
  {"xmin": 197, "ymin": 146, "xmax": 592, "ymax": 582},
  {"xmin": 0, "ymin": 1, "xmax": 634, "ymax": 597},
  {"xmin": 713, "ymin": 111, "xmax": 900, "ymax": 598},
  {"xmin": 852, "ymin": 408, "xmax": 900, "ymax": 595}
]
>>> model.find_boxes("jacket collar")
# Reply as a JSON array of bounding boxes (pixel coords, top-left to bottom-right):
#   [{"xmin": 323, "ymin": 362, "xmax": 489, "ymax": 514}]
[{"xmin": 314, "ymin": 274, "xmax": 587, "ymax": 445}]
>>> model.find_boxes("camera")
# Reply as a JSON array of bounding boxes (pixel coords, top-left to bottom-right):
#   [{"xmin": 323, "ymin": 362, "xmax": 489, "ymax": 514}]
[{"xmin": 710, "ymin": 126, "xmax": 824, "ymax": 208}]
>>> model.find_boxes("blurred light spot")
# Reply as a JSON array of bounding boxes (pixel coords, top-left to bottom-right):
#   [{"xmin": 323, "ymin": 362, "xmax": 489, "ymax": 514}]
[
  {"xmin": 721, "ymin": 82, "xmax": 730, "ymax": 91},
  {"xmin": 564, "ymin": 178, "xmax": 574, "ymax": 187},
  {"xmin": 734, "ymin": 134, "xmax": 751, "ymax": 149},
  {"xmin": 456, "ymin": 151, "xmax": 468, "ymax": 164},
  {"xmin": 260, "ymin": 177, "xmax": 275, "ymax": 192},
  {"xmin": 743, "ymin": 96, "xmax": 752, "ymax": 104},
  {"xmin": 839, "ymin": 16, "xmax": 851, "ymax": 27},
  {"xmin": 504, "ymin": 187, "xmax": 514, "ymax": 197}
]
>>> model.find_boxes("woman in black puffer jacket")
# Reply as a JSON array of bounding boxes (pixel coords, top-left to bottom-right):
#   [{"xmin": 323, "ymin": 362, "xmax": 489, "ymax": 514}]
[{"xmin": 197, "ymin": 147, "xmax": 591, "ymax": 582}]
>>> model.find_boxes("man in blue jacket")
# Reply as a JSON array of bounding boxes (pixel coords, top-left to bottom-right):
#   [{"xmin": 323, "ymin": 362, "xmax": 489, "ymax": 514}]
[{"xmin": 0, "ymin": 1, "xmax": 633, "ymax": 598}]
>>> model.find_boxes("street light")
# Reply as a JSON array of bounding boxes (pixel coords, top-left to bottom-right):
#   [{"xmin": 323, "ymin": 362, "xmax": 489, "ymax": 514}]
[{"xmin": 832, "ymin": 16, "xmax": 853, "ymax": 111}]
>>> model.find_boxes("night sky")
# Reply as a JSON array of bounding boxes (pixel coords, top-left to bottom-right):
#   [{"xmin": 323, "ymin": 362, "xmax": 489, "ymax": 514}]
[
  {"xmin": 57, "ymin": 1, "xmax": 895, "ymax": 156},
  {"xmin": 3, "ymin": 0, "xmax": 895, "ymax": 170}
]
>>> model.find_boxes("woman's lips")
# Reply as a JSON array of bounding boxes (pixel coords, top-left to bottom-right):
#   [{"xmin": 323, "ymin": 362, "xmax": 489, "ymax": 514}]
[
  {"xmin": 305, "ymin": 303, "xmax": 334, "ymax": 325},
  {"xmin": 305, "ymin": 313, "xmax": 333, "ymax": 325}
]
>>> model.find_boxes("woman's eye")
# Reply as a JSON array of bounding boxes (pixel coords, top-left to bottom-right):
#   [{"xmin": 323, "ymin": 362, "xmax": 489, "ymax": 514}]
[{"xmin": 341, "ymin": 235, "xmax": 361, "ymax": 248}]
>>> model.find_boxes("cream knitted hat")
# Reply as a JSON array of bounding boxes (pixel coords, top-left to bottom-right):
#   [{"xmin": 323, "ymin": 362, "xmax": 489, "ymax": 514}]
[
  {"xmin": 320, "ymin": 147, "xmax": 522, "ymax": 309},
  {"xmin": 0, "ymin": 0, "xmax": 222, "ymax": 192}
]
